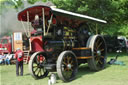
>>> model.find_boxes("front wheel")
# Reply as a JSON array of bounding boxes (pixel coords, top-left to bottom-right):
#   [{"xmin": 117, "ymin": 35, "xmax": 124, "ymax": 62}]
[
  {"xmin": 29, "ymin": 52, "xmax": 49, "ymax": 79},
  {"xmin": 57, "ymin": 51, "xmax": 78, "ymax": 82}
]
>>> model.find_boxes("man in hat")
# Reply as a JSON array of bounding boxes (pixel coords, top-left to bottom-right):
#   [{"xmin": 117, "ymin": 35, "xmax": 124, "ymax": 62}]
[{"xmin": 14, "ymin": 48, "xmax": 24, "ymax": 76}]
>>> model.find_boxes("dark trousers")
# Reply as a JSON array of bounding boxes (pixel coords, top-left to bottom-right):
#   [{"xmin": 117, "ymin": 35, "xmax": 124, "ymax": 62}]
[{"xmin": 16, "ymin": 60, "xmax": 23, "ymax": 76}]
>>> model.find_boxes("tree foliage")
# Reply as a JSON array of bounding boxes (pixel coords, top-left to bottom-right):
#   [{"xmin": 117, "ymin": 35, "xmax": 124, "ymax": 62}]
[
  {"xmin": 51, "ymin": 0, "xmax": 128, "ymax": 36},
  {"xmin": 0, "ymin": 0, "xmax": 128, "ymax": 37}
]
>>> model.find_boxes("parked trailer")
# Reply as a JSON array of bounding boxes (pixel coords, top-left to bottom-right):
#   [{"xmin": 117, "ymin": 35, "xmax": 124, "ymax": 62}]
[
  {"xmin": 18, "ymin": 5, "xmax": 107, "ymax": 82},
  {"xmin": 0, "ymin": 32, "xmax": 44, "ymax": 63}
]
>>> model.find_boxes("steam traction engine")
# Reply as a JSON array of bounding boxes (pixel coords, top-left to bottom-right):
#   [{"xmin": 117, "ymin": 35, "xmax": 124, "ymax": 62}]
[{"xmin": 18, "ymin": 5, "xmax": 107, "ymax": 82}]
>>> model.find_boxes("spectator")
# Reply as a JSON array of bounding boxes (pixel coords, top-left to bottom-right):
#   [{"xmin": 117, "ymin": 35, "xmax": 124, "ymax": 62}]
[
  {"xmin": 14, "ymin": 48, "xmax": 24, "ymax": 76},
  {"xmin": 0, "ymin": 52, "xmax": 6, "ymax": 64},
  {"xmin": 5, "ymin": 53, "xmax": 13, "ymax": 65}
]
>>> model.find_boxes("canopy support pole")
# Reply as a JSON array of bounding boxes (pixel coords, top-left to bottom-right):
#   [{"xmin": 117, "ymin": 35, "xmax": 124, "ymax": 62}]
[
  {"xmin": 27, "ymin": 11, "xmax": 30, "ymax": 37},
  {"xmin": 46, "ymin": 14, "xmax": 53, "ymax": 34},
  {"xmin": 96, "ymin": 23, "xmax": 98, "ymax": 34},
  {"xmin": 20, "ymin": 20, "xmax": 28, "ymax": 37},
  {"xmin": 42, "ymin": 8, "xmax": 46, "ymax": 36},
  {"xmin": 27, "ymin": 11, "xmax": 32, "ymax": 51}
]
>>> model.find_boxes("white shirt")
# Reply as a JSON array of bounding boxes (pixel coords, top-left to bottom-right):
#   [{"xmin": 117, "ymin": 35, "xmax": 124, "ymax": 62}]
[{"xmin": 6, "ymin": 54, "xmax": 13, "ymax": 60}]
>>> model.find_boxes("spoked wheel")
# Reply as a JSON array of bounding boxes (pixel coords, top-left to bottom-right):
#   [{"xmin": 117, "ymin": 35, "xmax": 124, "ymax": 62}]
[
  {"xmin": 29, "ymin": 52, "xmax": 49, "ymax": 79},
  {"xmin": 86, "ymin": 35, "xmax": 107, "ymax": 71},
  {"xmin": 57, "ymin": 51, "xmax": 78, "ymax": 82}
]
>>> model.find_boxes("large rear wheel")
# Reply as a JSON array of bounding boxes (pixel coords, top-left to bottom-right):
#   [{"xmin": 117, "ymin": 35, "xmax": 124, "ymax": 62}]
[
  {"xmin": 29, "ymin": 52, "xmax": 49, "ymax": 79},
  {"xmin": 57, "ymin": 51, "xmax": 78, "ymax": 82},
  {"xmin": 86, "ymin": 35, "xmax": 107, "ymax": 71}
]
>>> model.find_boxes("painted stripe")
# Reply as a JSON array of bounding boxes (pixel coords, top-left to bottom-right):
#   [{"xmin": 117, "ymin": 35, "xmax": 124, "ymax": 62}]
[{"xmin": 76, "ymin": 56, "xmax": 92, "ymax": 59}]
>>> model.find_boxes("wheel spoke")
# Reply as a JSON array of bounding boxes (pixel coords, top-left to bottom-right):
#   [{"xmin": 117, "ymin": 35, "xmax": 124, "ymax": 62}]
[
  {"xmin": 94, "ymin": 48, "xmax": 97, "ymax": 51},
  {"xmin": 71, "ymin": 64, "xmax": 74, "ymax": 67},
  {"xmin": 67, "ymin": 68, "xmax": 69, "ymax": 71},
  {"xmin": 99, "ymin": 60, "xmax": 103, "ymax": 64},
  {"xmin": 95, "ymin": 57, "xmax": 98, "ymax": 61},
  {"xmin": 34, "ymin": 67, "xmax": 38, "ymax": 73},
  {"xmin": 42, "ymin": 67, "xmax": 45, "ymax": 72},
  {"xmin": 94, "ymin": 53, "xmax": 98, "ymax": 57},
  {"xmin": 67, "ymin": 56, "xmax": 71, "ymax": 64},
  {"xmin": 95, "ymin": 55, "xmax": 104, "ymax": 65},
  {"xmin": 33, "ymin": 66, "xmax": 38, "ymax": 68},
  {"xmin": 35, "ymin": 68, "xmax": 39, "ymax": 75},
  {"xmin": 64, "ymin": 68, "xmax": 68, "ymax": 71},
  {"xmin": 64, "ymin": 57, "xmax": 66, "ymax": 63},
  {"xmin": 63, "ymin": 61, "xmax": 67, "ymax": 65},
  {"xmin": 70, "ymin": 68, "xmax": 73, "ymax": 71},
  {"xmin": 101, "ymin": 56, "xmax": 104, "ymax": 58},
  {"xmin": 37, "ymin": 68, "xmax": 41, "ymax": 76},
  {"xmin": 96, "ymin": 42, "xmax": 103, "ymax": 49},
  {"xmin": 40, "ymin": 68, "xmax": 42, "ymax": 76},
  {"xmin": 70, "ymin": 60, "xmax": 73, "ymax": 64},
  {"xmin": 96, "ymin": 38, "xmax": 100, "ymax": 46},
  {"xmin": 95, "ymin": 60, "xmax": 99, "ymax": 65},
  {"xmin": 100, "ymin": 49, "xmax": 104, "ymax": 52}
]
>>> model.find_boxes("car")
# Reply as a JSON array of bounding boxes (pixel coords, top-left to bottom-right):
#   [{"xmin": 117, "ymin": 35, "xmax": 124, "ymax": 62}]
[
  {"xmin": 126, "ymin": 39, "xmax": 128, "ymax": 52},
  {"xmin": 118, "ymin": 36, "xmax": 127, "ymax": 52}
]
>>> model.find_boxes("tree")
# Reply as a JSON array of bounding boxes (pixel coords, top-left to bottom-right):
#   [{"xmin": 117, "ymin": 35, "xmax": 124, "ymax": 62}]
[
  {"xmin": 51, "ymin": 0, "xmax": 128, "ymax": 36},
  {"xmin": 0, "ymin": 0, "xmax": 128, "ymax": 37}
]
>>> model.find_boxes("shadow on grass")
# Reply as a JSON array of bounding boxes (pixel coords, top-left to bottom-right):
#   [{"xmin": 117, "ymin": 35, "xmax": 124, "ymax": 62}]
[
  {"xmin": 76, "ymin": 64, "xmax": 95, "ymax": 78},
  {"xmin": 24, "ymin": 73, "xmax": 31, "ymax": 76},
  {"xmin": 76, "ymin": 63, "xmax": 111, "ymax": 79}
]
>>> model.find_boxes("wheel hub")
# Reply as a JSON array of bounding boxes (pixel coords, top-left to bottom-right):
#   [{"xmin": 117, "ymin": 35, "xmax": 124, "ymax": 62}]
[
  {"xmin": 97, "ymin": 50, "xmax": 101, "ymax": 56},
  {"xmin": 67, "ymin": 64, "xmax": 72, "ymax": 69},
  {"xmin": 38, "ymin": 64, "xmax": 42, "ymax": 68}
]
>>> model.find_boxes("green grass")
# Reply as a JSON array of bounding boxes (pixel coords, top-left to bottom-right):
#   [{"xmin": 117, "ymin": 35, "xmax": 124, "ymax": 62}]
[{"xmin": 0, "ymin": 53, "xmax": 128, "ymax": 85}]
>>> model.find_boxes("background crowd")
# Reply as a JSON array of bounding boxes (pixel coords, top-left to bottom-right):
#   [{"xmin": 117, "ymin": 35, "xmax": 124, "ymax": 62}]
[{"xmin": 0, "ymin": 52, "xmax": 14, "ymax": 65}]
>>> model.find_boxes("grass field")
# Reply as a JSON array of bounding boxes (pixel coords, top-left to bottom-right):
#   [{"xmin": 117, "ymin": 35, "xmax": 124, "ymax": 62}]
[{"xmin": 0, "ymin": 53, "xmax": 128, "ymax": 85}]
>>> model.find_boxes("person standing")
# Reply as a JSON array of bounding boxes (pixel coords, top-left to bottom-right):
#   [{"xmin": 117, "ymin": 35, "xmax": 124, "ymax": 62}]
[{"xmin": 14, "ymin": 48, "xmax": 24, "ymax": 76}]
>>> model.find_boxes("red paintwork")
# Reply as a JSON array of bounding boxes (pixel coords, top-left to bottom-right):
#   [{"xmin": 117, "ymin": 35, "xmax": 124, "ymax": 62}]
[
  {"xmin": 0, "ymin": 36, "xmax": 12, "ymax": 54},
  {"xmin": 30, "ymin": 30, "xmax": 44, "ymax": 52},
  {"xmin": 30, "ymin": 36, "xmax": 44, "ymax": 52},
  {"xmin": 0, "ymin": 35, "xmax": 44, "ymax": 55},
  {"xmin": 18, "ymin": 5, "xmax": 84, "ymax": 28},
  {"xmin": 18, "ymin": 5, "xmax": 51, "ymax": 22},
  {"xmin": 37, "ymin": 55, "xmax": 45, "ymax": 62}
]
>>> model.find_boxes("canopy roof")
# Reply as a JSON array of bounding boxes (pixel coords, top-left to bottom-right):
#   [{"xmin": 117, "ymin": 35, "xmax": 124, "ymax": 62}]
[
  {"xmin": 18, "ymin": 5, "xmax": 107, "ymax": 23},
  {"xmin": 18, "ymin": 5, "xmax": 51, "ymax": 22}
]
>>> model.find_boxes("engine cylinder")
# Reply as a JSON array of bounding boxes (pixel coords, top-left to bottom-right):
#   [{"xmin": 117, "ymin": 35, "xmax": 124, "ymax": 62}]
[{"xmin": 44, "ymin": 40, "xmax": 76, "ymax": 51}]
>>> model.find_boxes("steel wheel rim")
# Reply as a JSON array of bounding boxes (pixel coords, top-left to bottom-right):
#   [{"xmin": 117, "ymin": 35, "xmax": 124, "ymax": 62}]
[
  {"xmin": 31, "ymin": 53, "xmax": 48, "ymax": 79},
  {"xmin": 93, "ymin": 36, "xmax": 106, "ymax": 69},
  {"xmin": 61, "ymin": 53, "xmax": 77, "ymax": 80},
  {"xmin": 57, "ymin": 51, "xmax": 78, "ymax": 82}
]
